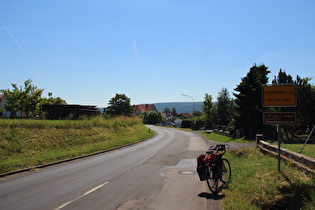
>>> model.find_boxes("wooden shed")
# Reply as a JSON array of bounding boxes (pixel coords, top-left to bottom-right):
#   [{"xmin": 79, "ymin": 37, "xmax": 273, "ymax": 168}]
[{"xmin": 42, "ymin": 104, "xmax": 97, "ymax": 120}]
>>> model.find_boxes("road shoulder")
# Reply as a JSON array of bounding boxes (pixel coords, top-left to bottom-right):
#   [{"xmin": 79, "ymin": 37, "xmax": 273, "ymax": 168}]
[{"xmin": 117, "ymin": 167, "xmax": 221, "ymax": 210}]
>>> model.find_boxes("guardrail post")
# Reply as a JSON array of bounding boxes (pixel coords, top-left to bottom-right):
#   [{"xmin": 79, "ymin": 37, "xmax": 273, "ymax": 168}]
[{"xmin": 256, "ymin": 134, "xmax": 264, "ymax": 147}]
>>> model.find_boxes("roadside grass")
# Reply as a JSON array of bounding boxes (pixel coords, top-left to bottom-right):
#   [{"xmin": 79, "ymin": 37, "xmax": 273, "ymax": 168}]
[
  {"xmin": 199, "ymin": 132, "xmax": 255, "ymax": 143},
  {"xmin": 274, "ymin": 144, "xmax": 315, "ymax": 159},
  {"xmin": 222, "ymin": 148, "xmax": 315, "ymax": 209},
  {"xmin": 0, "ymin": 117, "xmax": 153, "ymax": 174}
]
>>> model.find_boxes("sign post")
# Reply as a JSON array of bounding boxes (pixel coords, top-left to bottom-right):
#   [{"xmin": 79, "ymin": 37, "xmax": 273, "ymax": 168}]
[{"xmin": 262, "ymin": 84, "xmax": 296, "ymax": 172}]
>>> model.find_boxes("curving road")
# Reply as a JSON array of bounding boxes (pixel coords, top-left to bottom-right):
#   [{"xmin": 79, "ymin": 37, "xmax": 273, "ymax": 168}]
[{"xmin": 0, "ymin": 126, "xmax": 255, "ymax": 210}]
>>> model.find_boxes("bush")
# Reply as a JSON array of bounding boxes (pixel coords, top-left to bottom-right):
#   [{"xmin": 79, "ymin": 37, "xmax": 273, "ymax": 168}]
[
  {"xmin": 192, "ymin": 116, "xmax": 205, "ymax": 130},
  {"xmin": 181, "ymin": 119, "xmax": 192, "ymax": 128},
  {"xmin": 143, "ymin": 111, "xmax": 162, "ymax": 124}
]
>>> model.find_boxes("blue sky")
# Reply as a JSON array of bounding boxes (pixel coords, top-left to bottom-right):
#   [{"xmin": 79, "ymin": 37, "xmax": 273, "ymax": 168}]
[{"xmin": 1, "ymin": 0, "xmax": 314, "ymax": 107}]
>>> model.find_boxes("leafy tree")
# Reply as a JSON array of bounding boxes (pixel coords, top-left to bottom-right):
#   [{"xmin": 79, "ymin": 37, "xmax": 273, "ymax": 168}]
[
  {"xmin": 0, "ymin": 79, "xmax": 44, "ymax": 118},
  {"xmin": 192, "ymin": 110, "xmax": 203, "ymax": 117},
  {"xmin": 143, "ymin": 111, "xmax": 162, "ymax": 124},
  {"xmin": 232, "ymin": 64, "xmax": 271, "ymax": 139},
  {"xmin": 106, "ymin": 93, "xmax": 133, "ymax": 116},
  {"xmin": 202, "ymin": 93, "xmax": 215, "ymax": 128},
  {"xmin": 192, "ymin": 116, "xmax": 205, "ymax": 130},
  {"xmin": 216, "ymin": 87, "xmax": 233, "ymax": 126},
  {"xmin": 40, "ymin": 92, "xmax": 66, "ymax": 106}
]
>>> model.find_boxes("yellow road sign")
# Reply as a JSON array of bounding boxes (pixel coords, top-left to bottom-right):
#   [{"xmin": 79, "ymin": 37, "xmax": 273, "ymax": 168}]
[{"xmin": 263, "ymin": 85, "xmax": 296, "ymax": 107}]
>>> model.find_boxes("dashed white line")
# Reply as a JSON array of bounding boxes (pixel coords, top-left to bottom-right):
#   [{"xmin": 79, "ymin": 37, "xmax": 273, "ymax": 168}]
[{"xmin": 55, "ymin": 181, "xmax": 109, "ymax": 210}]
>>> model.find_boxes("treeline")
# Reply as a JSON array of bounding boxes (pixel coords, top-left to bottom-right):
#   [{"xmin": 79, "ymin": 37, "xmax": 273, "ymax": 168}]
[
  {"xmin": 155, "ymin": 64, "xmax": 314, "ymax": 140},
  {"xmin": 198, "ymin": 64, "xmax": 315, "ymax": 140},
  {"xmin": 101, "ymin": 64, "xmax": 315, "ymax": 140},
  {"xmin": 0, "ymin": 79, "xmax": 66, "ymax": 118}
]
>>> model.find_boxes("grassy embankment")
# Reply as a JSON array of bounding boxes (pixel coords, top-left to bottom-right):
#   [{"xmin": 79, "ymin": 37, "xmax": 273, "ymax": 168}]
[
  {"xmin": 0, "ymin": 117, "xmax": 153, "ymax": 174},
  {"xmin": 201, "ymin": 132, "xmax": 315, "ymax": 209},
  {"xmin": 201, "ymin": 132, "xmax": 315, "ymax": 159}
]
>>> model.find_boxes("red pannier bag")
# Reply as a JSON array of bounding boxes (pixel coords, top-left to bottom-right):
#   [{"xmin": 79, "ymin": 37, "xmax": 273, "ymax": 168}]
[
  {"xmin": 197, "ymin": 154, "xmax": 208, "ymax": 181},
  {"xmin": 209, "ymin": 152, "xmax": 220, "ymax": 162}
]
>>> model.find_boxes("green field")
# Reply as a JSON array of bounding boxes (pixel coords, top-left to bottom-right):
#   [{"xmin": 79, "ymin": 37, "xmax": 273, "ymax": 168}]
[
  {"xmin": 0, "ymin": 117, "xmax": 153, "ymax": 174},
  {"xmin": 277, "ymin": 144, "xmax": 315, "ymax": 159}
]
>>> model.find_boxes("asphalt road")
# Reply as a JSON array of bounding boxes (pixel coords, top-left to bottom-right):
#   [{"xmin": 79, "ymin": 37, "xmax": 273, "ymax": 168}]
[{"xmin": 0, "ymin": 126, "xmax": 255, "ymax": 210}]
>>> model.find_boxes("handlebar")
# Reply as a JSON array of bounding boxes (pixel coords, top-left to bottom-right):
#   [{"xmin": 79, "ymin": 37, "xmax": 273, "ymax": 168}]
[{"xmin": 206, "ymin": 144, "xmax": 230, "ymax": 154}]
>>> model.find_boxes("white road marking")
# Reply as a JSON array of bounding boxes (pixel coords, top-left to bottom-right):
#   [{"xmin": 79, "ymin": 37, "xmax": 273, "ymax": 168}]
[{"xmin": 55, "ymin": 181, "xmax": 109, "ymax": 210}]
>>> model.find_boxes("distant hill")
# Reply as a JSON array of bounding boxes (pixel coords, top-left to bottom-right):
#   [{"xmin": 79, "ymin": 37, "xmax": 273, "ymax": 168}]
[{"xmin": 154, "ymin": 102, "xmax": 203, "ymax": 114}]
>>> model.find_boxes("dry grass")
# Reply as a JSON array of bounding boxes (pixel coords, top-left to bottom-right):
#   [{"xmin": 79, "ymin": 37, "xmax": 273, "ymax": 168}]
[{"xmin": 0, "ymin": 117, "xmax": 153, "ymax": 173}]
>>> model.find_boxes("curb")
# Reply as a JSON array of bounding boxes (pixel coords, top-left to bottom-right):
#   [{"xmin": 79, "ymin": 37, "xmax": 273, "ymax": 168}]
[{"xmin": 0, "ymin": 131, "xmax": 157, "ymax": 178}]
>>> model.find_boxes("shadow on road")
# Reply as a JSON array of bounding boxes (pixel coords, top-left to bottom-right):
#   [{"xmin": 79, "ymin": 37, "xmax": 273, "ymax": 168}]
[{"xmin": 198, "ymin": 192, "xmax": 225, "ymax": 200}]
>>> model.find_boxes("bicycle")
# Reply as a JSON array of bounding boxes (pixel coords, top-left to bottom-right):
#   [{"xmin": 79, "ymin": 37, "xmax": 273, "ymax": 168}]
[{"xmin": 197, "ymin": 144, "xmax": 231, "ymax": 194}]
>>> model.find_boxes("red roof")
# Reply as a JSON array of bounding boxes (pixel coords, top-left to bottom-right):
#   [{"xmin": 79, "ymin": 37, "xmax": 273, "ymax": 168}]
[
  {"xmin": 132, "ymin": 104, "xmax": 155, "ymax": 116},
  {"xmin": 180, "ymin": 113, "xmax": 193, "ymax": 118}
]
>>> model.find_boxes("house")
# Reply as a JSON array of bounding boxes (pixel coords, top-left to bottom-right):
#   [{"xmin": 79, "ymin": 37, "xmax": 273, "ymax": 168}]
[
  {"xmin": 179, "ymin": 113, "xmax": 193, "ymax": 119},
  {"xmin": 132, "ymin": 104, "xmax": 157, "ymax": 116},
  {"xmin": 174, "ymin": 119, "xmax": 182, "ymax": 128},
  {"xmin": 162, "ymin": 112, "xmax": 172, "ymax": 119}
]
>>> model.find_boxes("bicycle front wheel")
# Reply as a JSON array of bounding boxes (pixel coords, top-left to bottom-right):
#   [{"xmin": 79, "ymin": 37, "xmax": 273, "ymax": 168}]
[{"xmin": 221, "ymin": 158, "xmax": 231, "ymax": 184}]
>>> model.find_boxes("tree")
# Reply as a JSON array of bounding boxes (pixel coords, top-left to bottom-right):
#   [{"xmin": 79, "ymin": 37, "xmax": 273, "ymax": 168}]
[
  {"xmin": 192, "ymin": 110, "xmax": 203, "ymax": 117},
  {"xmin": 295, "ymin": 76, "xmax": 315, "ymax": 133},
  {"xmin": 0, "ymin": 79, "xmax": 44, "ymax": 118},
  {"xmin": 202, "ymin": 93, "xmax": 215, "ymax": 128},
  {"xmin": 171, "ymin": 107, "xmax": 178, "ymax": 117},
  {"xmin": 40, "ymin": 92, "xmax": 66, "ymax": 106},
  {"xmin": 232, "ymin": 64, "xmax": 271, "ymax": 139},
  {"xmin": 192, "ymin": 116, "xmax": 205, "ymax": 130},
  {"xmin": 273, "ymin": 70, "xmax": 315, "ymax": 139},
  {"xmin": 216, "ymin": 87, "xmax": 233, "ymax": 126},
  {"xmin": 143, "ymin": 111, "xmax": 162, "ymax": 124},
  {"xmin": 106, "ymin": 93, "xmax": 133, "ymax": 116},
  {"xmin": 272, "ymin": 69, "xmax": 293, "ymax": 84}
]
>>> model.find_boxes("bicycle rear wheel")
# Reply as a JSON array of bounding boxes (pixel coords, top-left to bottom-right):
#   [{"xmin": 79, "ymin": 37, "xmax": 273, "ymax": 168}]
[
  {"xmin": 221, "ymin": 158, "xmax": 231, "ymax": 184},
  {"xmin": 206, "ymin": 165, "xmax": 219, "ymax": 194}
]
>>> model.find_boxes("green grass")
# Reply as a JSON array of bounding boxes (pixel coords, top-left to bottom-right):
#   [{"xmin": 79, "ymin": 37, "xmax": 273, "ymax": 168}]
[
  {"xmin": 276, "ymin": 144, "xmax": 315, "ymax": 159},
  {"xmin": 0, "ymin": 117, "xmax": 153, "ymax": 174},
  {"xmin": 200, "ymin": 132, "xmax": 255, "ymax": 143},
  {"xmin": 222, "ymin": 148, "xmax": 315, "ymax": 209}
]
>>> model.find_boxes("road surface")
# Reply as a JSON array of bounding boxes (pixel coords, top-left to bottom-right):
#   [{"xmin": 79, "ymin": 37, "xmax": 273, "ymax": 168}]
[{"xmin": 0, "ymin": 126, "xmax": 255, "ymax": 210}]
